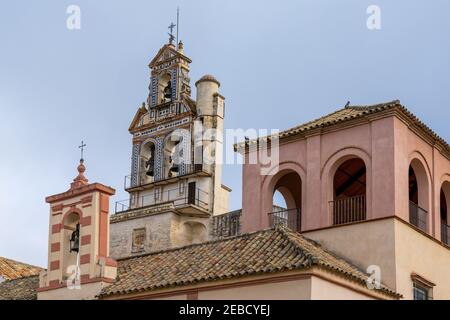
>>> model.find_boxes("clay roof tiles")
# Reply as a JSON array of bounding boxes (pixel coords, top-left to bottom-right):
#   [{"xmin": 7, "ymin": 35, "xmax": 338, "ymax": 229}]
[
  {"xmin": 99, "ymin": 226, "xmax": 399, "ymax": 298},
  {"xmin": 235, "ymin": 100, "xmax": 450, "ymax": 158},
  {"xmin": 0, "ymin": 275, "xmax": 40, "ymax": 300},
  {"xmin": 0, "ymin": 256, "xmax": 42, "ymax": 281}
]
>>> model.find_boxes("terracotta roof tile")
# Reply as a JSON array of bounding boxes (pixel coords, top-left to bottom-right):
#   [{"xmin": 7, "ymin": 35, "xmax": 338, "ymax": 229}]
[
  {"xmin": 100, "ymin": 226, "xmax": 399, "ymax": 298},
  {"xmin": 0, "ymin": 275, "xmax": 39, "ymax": 300},
  {"xmin": 235, "ymin": 100, "xmax": 450, "ymax": 158},
  {"xmin": 0, "ymin": 257, "xmax": 42, "ymax": 281}
]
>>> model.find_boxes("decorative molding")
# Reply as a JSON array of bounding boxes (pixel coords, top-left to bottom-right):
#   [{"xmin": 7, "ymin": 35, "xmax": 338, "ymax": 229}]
[{"xmin": 133, "ymin": 117, "xmax": 190, "ymax": 138}]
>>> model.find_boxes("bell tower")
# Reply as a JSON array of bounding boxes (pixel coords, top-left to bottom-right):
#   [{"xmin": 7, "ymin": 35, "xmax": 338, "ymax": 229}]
[
  {"xmin": 109, "ymin": 39, "xmax": 230, "ymax": 259},
  {"xmin": 37, "ymin": 158, "xmax": 117, "ymax": 300}
]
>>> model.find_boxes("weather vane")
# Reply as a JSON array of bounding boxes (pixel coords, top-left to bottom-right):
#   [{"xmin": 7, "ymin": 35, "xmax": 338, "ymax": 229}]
[{"xmin": 78, "ymin": 140, "xmax": 86, "ymax": 161}]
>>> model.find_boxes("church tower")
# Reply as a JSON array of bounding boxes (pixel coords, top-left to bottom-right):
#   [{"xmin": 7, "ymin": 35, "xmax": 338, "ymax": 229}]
[
  {"xmin": 37, "ymin": 159, "xmax": 117, "ymax": 300},
  {"xmin": 109, "ymin": 39, "xmax": 230, "ymax": 259}
]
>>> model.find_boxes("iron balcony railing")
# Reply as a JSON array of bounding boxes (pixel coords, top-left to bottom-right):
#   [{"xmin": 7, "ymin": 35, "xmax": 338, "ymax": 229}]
[
  {"xmin": 124, "ymin": 163, "xmax": 211, "ymax": 189},
  {"xmin": 330, "ymin": 195, "xmax": 366, "ymax": 225},
  {"xmin": 409, "ymin": 201, "xmax": 428, "ymax": 233},
  {"xmin": 211, "ymin": 210, "xmax": 241, "ymax": 238},
  {"xmin": 268, "ymin": 208, "xmax": 301, "ymax": 231},
  {"xmin": 441, "ymin": 222, "xmax": 450, "ymax": 246},
  {"xmin": 114, "ymin": 187, "xmax": 209, "ymax": 214}
]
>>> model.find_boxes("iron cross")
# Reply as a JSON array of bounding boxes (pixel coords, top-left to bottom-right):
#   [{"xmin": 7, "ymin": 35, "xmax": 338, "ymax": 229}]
[
  {"xmin": 78, "ymin": 140, "xmax": 86, "ymax": 160},
  {"xmin": 168, "ymin": 22, "xmax": 176, "ymax": 44},
  {"xmin": 168, "ymin": 22, "xmax": 176, "ymax": 35}
]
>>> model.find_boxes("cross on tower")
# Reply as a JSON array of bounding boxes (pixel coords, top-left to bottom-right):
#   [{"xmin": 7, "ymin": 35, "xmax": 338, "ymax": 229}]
[
  {"xmin": 168, "ymin": 22, "xmax": 176, "ymax": 44},
  {"xmin": 78, "ymin": 140, "xmax": 86, "ymax": 161}
]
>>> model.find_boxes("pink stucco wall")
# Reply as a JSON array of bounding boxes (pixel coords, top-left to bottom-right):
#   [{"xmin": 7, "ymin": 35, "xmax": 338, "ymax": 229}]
[{"xmin": 241, "ymin": 114, "xmax": 450, "ymax": 243}]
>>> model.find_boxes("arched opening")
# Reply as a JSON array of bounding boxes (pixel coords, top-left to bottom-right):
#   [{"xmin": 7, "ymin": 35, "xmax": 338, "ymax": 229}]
[
  {"xmin": 181, "ymin": 221, "xmax": 207, "ymax": 246},
  {"xmin": 62, "ymin": 212, "xmax": 81, "ymax": 279},
  {"xmin": 158, "ymin": 73, "xmax": 172, "ymax": 104},
  {"xmin": 164, "ymin": 132, "xmax": 183, "ymax": 179},
  {"xmin": 331, "ymin": 158, "xmax": 367, "ymax": 225},
  {"xmin": 269, "ymin": 171, "xmax": 302, "ymax": 231},
  {"xmin": 139, "ymin": 140, "xmax": 156, "ymax": 185},
  {"xmin": 408, "ymin": 160, "xmax": 430, "ymax": 232},
  {"xmin": 441, "ymin": 182, "xmax": 450, "ymax": 245}
]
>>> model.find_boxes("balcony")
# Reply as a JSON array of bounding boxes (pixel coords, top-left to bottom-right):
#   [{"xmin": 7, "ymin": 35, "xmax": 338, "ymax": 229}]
[
  {"xmin": 442, "ymin": 222, "xmax": 450, "ymax": 246},
  {"xmin": 211, "ymin": 210, "xmax": 241, "ymax": 238},
  {"xmin": 268, "ymin": 208, "xmax": 301, "ymax": 231},
  {"xmin": 124, "ymin": 163, "xmax": 211, "ymax": 191},
  {"xmin": 331, "ymin": 195, "xmax": 366, "ymax": 225},
  {"xmin": 409, "ymin": 201, "xmax": 428, "ymax": 232},
  {"xmin": 114, "ymin": 187, "xmax": 209, "ymax": 215}
]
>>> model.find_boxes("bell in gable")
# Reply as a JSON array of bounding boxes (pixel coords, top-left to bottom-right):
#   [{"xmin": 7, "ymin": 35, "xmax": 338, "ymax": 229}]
[
  {"xmin": 163, "ymin": 81, "xmax": 172, "ymax": 101},
  {"xmin": 69, "ymin": 223, "xmax": 80, "ymax": 253}
]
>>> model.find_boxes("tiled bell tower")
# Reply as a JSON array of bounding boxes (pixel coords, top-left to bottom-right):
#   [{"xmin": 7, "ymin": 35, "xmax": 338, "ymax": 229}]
[
  {"xmin": 37, "ymin": 159, "xmax": 117, "ymax": 300},
  {"xmin": 109, "ymin": 39, "xmax": 230, "ymax": 259}
]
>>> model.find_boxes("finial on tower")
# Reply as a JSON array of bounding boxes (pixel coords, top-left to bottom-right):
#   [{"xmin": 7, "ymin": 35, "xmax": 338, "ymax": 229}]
[{"xmin": 71, "ymin": 141, "xmax": 88, "ymax": 189}]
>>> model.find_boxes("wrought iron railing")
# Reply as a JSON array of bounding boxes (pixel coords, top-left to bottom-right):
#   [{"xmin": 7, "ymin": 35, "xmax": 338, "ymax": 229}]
[
  {"xmin": 441, "ymin": 222, "xmax": 450, "ymax": 246},
  {"xmin": 124, "ymin": 163, "xmax": 211, "ymax": 189},
  {"xmin": 114, "ymin": 187, "xmax": 209, "ymax": 214},
  {"xmin": 211, "ymin": 210, "xmax": 241, "ymax": 238},
  {"xmin": 268, "ymin": 208, "xmax": 301, "ymax": 231},
  {"xmin": 330, "ymin": 195, "xmax": 366, "ymax": 225},
  {"xmin": 409, "ymin": 201, "xmax": 428, "ymax": 232}
]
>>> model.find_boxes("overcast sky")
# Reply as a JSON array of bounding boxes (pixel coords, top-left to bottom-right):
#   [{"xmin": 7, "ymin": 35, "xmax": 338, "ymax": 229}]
[{"xmin": 1, "ymin": 0, "xmax": 449, "ymax": 267}]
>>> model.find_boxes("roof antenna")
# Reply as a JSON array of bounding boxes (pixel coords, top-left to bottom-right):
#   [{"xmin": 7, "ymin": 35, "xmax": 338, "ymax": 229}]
[{"xmin": 344, "ymin": 101, "xmax": 351, "ymax": 108}]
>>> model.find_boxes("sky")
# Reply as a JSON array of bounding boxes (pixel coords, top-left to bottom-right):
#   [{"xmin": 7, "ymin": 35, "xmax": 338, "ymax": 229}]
[{"xmin": 1, "ymin": 0, "xmax": 449, "ymax": 267}]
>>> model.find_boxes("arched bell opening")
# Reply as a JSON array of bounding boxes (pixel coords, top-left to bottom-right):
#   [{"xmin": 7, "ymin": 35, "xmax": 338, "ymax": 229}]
[
  {"xmin": 158, "ymin": 73, "xmax": 172, "ymax": 104},
  {"xmin": 139, "ymin": 140, "xmax": 156, "ymax": 184},
  {"xmin": 61, "ymin": 212, "xmax": 81, "ymax": 279},
  {"xmin": 164, "ymin": 132, "xmax": 184, "ymax": 179},
  {"xmin": 331, "ymin": 158, "xmax": 367, "ymax": 225},
  {"xmin": 269, "ymin": 171, "xmax": 302, "ymax": 231}
]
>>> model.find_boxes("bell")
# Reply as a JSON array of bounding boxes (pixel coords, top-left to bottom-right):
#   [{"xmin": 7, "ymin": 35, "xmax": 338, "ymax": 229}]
[
  {"xmin": 69, "ymin": 223, "xmax": 80, "ymax": 253},
  {"xmin": 146, "ymin": 161, "xmax": 154, "ymax": 177},
  {"xmin": 170, "ymin": 163, "xmax": 179, "ymax": 173},
  {"xmin": 163, "ymin": 81, "xmax": 172, "ymax": 101}
]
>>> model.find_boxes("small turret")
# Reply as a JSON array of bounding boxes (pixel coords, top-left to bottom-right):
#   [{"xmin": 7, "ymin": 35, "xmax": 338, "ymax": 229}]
[{"xmin": 195, "ymin": 75, "xmax": 221, "ymax": 117}]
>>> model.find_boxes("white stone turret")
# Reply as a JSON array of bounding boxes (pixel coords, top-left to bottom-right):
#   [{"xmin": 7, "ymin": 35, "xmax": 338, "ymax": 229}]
[
  {"xmin": 195, "ymin": 75, "xmax": 228, "ymax": 214},
  {"xmin": 195, "ymin": 75, "xmax": 221, "ymax": 117}
]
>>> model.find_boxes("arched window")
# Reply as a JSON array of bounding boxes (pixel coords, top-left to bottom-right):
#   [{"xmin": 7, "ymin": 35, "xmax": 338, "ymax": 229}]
[
  {"xmin": 268, "ymin": 171, "xmax": 302, "ymax": 231},
  {"xmin": 408, "ymin": 160, "xmax": 430, "ymax": 232},
  {"xmin": 139, "ymin": 140, "xmax": 156, "ymax": 185},
  {"xmin": 331, "ymin": 158, "xmax": 367, "ymax": 225},
  {"xmin": 441, "ymin": 182, "xmax": 450, "ymax": 245}
]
